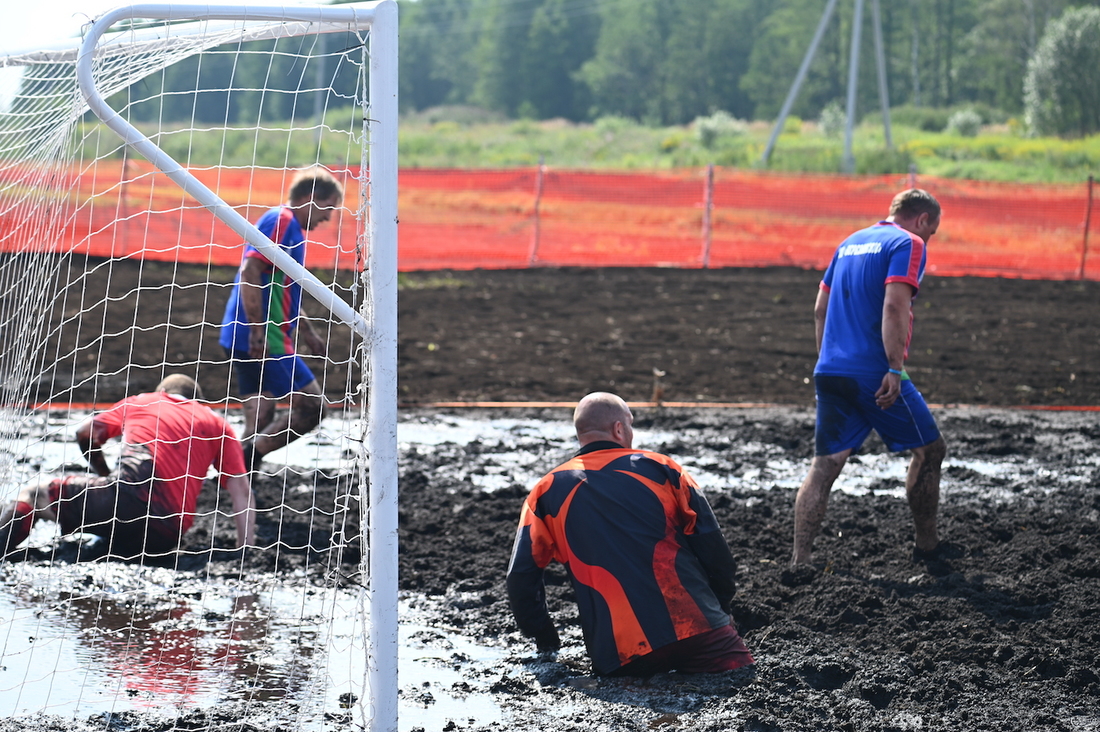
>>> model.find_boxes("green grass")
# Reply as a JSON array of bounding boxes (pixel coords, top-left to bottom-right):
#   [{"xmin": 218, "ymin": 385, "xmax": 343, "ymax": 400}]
[
  {"xmin": 71, "ymin": 105, "xmax": 1100, "ymax": 183},
  {"xmin": 397, "ymin": 273, "xmax": 470, "ymax": 290},
  {"xmin": 395, "ymin": 112, "xmax": 1100, "ymax": 182}
]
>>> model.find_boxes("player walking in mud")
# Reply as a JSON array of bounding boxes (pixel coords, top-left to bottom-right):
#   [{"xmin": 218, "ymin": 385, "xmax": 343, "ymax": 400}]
[
  {"xmin": 507, "ymin": 392, "xmax": 755, "ymax": 676},
  {"xmin": 0, "ymin": 375, "xmax": 255, "ymax": 559},
  {"xmin": 219, "ymin": 167, "xmax": 342, "ymax": 472},
  {"xmin": 791, "ymin": 188, "xmax": 949, "ymax": 567}
]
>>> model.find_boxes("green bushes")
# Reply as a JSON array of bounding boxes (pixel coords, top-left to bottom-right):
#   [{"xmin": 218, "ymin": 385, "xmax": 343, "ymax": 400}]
[
  {"xmin": 946, "ymin": 109, "xmax": 983, "ymax": 137},
  {"xmin": 71, "ymin": 102, "xmax": 1099, "ymax": 182}
]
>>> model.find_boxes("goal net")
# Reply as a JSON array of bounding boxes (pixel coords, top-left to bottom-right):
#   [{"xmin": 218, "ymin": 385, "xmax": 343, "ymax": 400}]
[{"xmin": 0, "ymin": 2, "xmax": 397, "ymax": 729}]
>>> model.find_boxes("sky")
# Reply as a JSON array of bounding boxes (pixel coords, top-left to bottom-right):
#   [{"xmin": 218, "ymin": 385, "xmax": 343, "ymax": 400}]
[
  {"xmin": 3, "ymin": 0, "xmax": 329, "ymax": 56},
  {"xmin": 1, "ymin": 0, "xmax": 327, "ymax": 109},
  {"xmin": 5, "ymin": 0, "xmax": 127, "ymax": 56}
]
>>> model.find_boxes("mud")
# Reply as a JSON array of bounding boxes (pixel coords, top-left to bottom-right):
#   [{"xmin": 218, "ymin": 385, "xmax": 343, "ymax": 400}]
[
  {"xmin": 391, "ymin": 405, "xmax": 1100, "ymax": 732},
  {"xmin": 4, "ymin": 262, "xmax": 1099, "ymax": 730}
]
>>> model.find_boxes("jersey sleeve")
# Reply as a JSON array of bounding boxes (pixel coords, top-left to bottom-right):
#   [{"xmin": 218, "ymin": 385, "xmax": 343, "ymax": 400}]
[
  {"xmin": 244, "ymin": 207, "xmax": 296, "ymax": 266},
  {"xmin": 676, "ymin": 469, "xmax": 738, "ymax": 611},
  {"xmin": 215, "ymin": 419, "xmax": 247, "ymax": 483},
  {"xmin": 820, "ymin": 247, "xmax": 840, "ymax": 292},
  {"xmin": 884, "ymin": 232, "xmax": 926, "ymax": 291},
  {"xmin": 506, "ymin": 487, "xmax": 557, "ymax": 638}
]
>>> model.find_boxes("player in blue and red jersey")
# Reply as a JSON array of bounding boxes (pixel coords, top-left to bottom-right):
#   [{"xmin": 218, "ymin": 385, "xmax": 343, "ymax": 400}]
[
  {"xmin": 792, "ymin": 189, "xmax": 950, "ymax": 568},
  {"xmin": 507, "ymin": 392, "xmax": 755, "ymax": 676},
  {"xmin": 219, "ymin": 168, "xmax": 343, "ymax": 472}
]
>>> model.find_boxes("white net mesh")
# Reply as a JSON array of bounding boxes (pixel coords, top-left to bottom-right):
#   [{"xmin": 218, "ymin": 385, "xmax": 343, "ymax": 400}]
[{"xmin": 0, "ymin": 6, "xmax": 386, "ymax": 727}]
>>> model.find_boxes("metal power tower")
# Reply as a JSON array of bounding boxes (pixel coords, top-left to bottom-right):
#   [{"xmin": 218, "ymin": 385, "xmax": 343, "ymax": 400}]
[{"xmin": 760, "ymin": 0, "xmax": 893, "ymax": 173}]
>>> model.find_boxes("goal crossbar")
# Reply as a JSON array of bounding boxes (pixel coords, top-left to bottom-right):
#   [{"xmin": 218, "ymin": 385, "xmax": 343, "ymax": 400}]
[{"xmin": 2, "ymin": 16, "xmax": 365, "ymax": 67}]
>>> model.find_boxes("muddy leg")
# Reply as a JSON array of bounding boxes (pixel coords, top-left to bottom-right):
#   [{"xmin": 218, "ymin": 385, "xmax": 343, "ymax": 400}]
[
  {"xmin": 906, "ymin": 437, "xmax": 945, "ymax": 553},
  {"xmin": 792, "ymin": 450, "xmax": 850, "ymax": 565}
]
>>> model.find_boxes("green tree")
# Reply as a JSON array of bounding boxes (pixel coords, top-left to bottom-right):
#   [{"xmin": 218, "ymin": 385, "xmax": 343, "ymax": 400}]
[
  {"xmin": 660, "ymin": 0, "xmax": 717, "ymax": 123},
  {"xmin": 577, "ymin": 1, "xmax": 665, "ymax": 121},
  {"xmin": 470, "ymin": 0, "xmax": 538, "ymax": 114},
  {"xmin": 951, "ymin": 0, "xmax": 1069, "ymax": 113},
  {"xmin": 740, "ymin": 0, "xmax": 847, "ymax": 121},
  {"xmin": 518, "ymin": 0, "xmax": 600, "ymax": 120},
  {"xmin": 1024, "ymin": 5, "xmax": 1100, "ymax": 136},
  {"xmin": 701, "ymin": 0, "xmax": 770, "ymax": 120},
  {"xmin": 578, "ymin": 0, "xmax": 767, "ymax": 125},
  {"xmin": 398, "ymin": 0, "xmax": 483, "ymax": 112}
]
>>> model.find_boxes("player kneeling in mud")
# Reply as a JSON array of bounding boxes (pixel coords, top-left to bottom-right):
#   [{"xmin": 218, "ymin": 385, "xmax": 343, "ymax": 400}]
[
  {"xmin": 0, "ymin": 375, "xmax": 255, "ymax": 561},
  {"xmin": 507, "ymin": 392, "xmax": 754, "ymax": 676}
]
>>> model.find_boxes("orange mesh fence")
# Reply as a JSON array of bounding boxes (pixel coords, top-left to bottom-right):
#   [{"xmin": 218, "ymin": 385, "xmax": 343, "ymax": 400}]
[
  {"xmin": 0, "ymin": 162, "xmax": 366, "ymax": 270},
  {"xmin": 2, "ymin": 162, "xmax": 1096, "ymax": 279}
]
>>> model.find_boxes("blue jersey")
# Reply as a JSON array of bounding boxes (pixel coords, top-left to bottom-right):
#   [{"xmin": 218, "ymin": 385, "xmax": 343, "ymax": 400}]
[
  {"xmin": 219, "ymin": 206, "xmax": 306, "ymax": 355},
  {"xmin": 815, "ymin": 221, "xmax": 926, "ymax": 377}
]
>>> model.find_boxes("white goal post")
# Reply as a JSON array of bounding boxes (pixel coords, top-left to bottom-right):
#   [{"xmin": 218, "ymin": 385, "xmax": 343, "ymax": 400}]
[{"xmin": 0, "ymin": 2, "xmax": 397, "ymax": 730}]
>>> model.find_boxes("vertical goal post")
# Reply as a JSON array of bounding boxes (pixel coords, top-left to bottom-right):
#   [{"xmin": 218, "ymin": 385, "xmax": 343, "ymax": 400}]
[{"xmin": 1, "ymin": 1, "xmax": 398, "ymax": 729}]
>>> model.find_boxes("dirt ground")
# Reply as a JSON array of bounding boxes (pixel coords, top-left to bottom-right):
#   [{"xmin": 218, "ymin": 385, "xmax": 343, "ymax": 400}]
[
  {"xmin": 393, "ymin": 405, "xmax": 1100, "ymax": 732},
  {"xmin": 35, "ymin": 259, "xmax": 1100, "ymax": 407},
  {"xmin": 395, "ymin": 267, "xmax": 1098, "ymax": 408},
  {"xmin": 7, "ymin": 261, "xmax": 1100, "ymax": 730}
]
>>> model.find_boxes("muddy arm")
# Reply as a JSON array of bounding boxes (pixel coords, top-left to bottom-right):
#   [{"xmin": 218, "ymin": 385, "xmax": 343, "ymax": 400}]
[
  {"xmin": 224, "ymin": 474, "xmax": 257, "ymax": 548},
  {"xmin": 75, "ymin": 417, "xmax": 111, "ymax": 477}
]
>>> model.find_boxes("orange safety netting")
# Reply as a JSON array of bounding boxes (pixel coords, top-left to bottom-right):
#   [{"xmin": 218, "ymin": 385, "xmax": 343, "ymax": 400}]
[{"xmin": 2, "ymin": 162, "xmax": 1096, "ymax": 279}]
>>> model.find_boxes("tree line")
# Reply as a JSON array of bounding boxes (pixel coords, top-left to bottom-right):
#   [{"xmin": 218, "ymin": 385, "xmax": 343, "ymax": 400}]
[
  {"xmin": 394, "ymin": 0, "xmax": 1100, "ymax": 135},
  {"xmin": 9, "ymin": 0, "xmax": 1098, "ymax": 141}
]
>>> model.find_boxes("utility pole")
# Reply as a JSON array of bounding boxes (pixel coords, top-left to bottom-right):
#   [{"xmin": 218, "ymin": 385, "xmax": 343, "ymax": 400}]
[{"xmin": 760, "ymin": 0, "xmax": 894, "ymax": 172}]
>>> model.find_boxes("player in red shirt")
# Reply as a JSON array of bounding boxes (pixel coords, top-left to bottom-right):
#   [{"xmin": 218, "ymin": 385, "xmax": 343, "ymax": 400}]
[
  {"xmin": 0, "ymin": 375, "xmax": 255, "ymax": 560},
  {"xmin": 507, "ymin": 392, "xmax": 754, "ymax": 676}
]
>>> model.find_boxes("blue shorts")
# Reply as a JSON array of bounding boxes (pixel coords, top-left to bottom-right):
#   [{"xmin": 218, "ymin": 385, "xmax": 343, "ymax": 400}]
[
  {"xmin": 814, "ymin": 373, "xmax": 940, "ymax": 456},
  {"xmin": 225, "ymin": 348, "xmax": 316, "ymax": 399}
]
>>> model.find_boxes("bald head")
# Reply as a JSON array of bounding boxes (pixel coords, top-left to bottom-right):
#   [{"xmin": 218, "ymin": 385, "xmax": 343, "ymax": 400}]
[
  {"xmin": 156, "ymin": 374, "xmax": 204, "ymax": 401},
  {"xmin": 573, "ymin": 392, "xmax": 633, "ymax": 448}
]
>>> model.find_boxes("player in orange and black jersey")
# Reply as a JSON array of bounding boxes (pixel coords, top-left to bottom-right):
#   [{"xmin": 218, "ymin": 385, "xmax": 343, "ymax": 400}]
[{"xmin": 507, "ymin": 392, "xmax": 754, "ymax": 676}]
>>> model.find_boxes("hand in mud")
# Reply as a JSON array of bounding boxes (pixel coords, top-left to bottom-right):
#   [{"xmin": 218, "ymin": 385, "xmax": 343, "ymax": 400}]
[{"xmin": 533, "ymin": 622, "xmax": 560, "ymax": 653}]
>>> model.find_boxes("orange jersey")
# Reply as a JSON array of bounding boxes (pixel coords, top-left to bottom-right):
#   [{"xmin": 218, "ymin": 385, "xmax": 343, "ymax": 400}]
[{"xmin": 507, "ymin": 441, "xmax": 736, "ymax": 674}]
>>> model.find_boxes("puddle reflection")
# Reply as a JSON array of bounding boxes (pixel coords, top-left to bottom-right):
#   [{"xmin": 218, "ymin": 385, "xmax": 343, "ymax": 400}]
[
  {"xmin": 0, "ymin": 564, "xmax": 505, "ymax": 730},
  {"xmin": 0, "ymin": 566, "xmax": 340, "ymax": 718}
]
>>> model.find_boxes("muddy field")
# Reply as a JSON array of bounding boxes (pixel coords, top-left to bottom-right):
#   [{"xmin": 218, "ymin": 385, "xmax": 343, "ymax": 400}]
[
  {"xmin": 36, "ymin": 260, "xmax": 1100, "ymax": 407},
  {"xmin": 5, "ymin": 262, "xmax": 1100, "ymax": 731},
  {"xmin": 393, "ymin": 404, "xmax": 1100, "ymax": 732}
]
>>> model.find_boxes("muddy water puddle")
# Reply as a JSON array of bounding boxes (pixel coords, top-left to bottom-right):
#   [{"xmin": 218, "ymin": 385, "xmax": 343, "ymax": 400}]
[
  {"xmin": 0, "ymin": 407, "xmax": 1090, "ymax": 729},
  {"xmin": 0, "ymin": 561, "xmax": 505, "ymax": 730}
]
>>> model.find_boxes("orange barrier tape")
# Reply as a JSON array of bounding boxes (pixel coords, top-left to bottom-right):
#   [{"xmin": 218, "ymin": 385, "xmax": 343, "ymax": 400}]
[{"xmin": 2, "ymin": 163, "xmax": 1096, "ymax": 279}]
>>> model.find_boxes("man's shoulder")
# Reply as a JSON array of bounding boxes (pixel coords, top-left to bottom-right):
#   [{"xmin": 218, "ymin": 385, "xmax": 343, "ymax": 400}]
[
  {"xmin": 109, "ymin": 392, "xmax": 158, "ymax": 409},
  {"xmin": 255, "ymin": 206, "xmax": 303, "ymax": 242},
  {"xmin": 547, "ymin": 446, "xmax": 687, "ymax": 482},
  {"xmin": 839, "ymin": 222, "xmax": 908, "ymax": 248}
]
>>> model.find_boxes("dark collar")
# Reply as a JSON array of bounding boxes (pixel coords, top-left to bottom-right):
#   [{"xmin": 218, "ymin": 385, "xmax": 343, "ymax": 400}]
[{"xmin": 576, "ymin": 440, "xmax": 626, "ymax": 456}]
